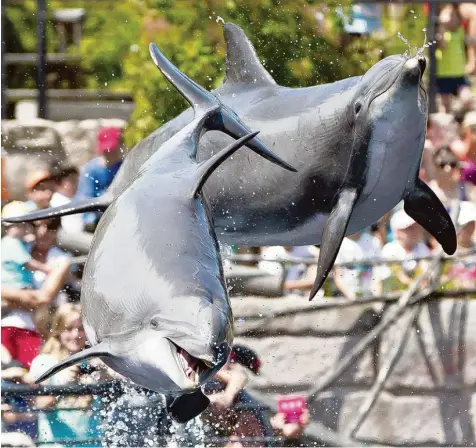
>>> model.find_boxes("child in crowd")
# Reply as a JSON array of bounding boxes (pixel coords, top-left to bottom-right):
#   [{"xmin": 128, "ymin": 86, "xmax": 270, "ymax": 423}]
[
  {"xmin": 24, "ymin": 170, "xmax": 56, "ymax": 213},
  {"xmin": 377, "ymin": 210, "xmax": 431, "ymax": 294},
  {"xmin": 29, "ymin": 304, "xmax": 105, "ymax": 446},
  {"xmin": 1, "ymin": 202, "xmax": 70, "ymax": 368}
]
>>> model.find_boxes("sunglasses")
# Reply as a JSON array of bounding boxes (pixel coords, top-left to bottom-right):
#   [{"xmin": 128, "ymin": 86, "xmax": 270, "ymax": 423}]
[{"xmin": 438, "ymin": 162, "xmax": 458, "ymax": 169}]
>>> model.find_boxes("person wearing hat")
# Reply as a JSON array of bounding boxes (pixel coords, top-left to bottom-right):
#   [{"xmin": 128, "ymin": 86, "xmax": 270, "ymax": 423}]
[
  {"xmin": 24, "ymin": 169, "xmax": 56, "ymax": 213},
  {"xmin": 376, "ymin": 209, "xmax": 431, "ymax": 293},
  {"xmin": 48, "ymin": 164, "xmax": 94, "ymax": 255},
  {"xmin": 1, "ymin": 202, "xmax": 71, "ymax": 368},
  {"xmin": 428, "ymin": 145, "xmax": 475, "ymax": 207},
  {"xmin": 76, "ymin": 127, "xmax": 124, "ymax": 230}
]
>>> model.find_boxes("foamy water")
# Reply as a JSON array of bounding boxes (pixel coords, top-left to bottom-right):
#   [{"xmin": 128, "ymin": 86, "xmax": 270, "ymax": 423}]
[{"xmin": 93, "ymin": 382, "xmax": 206, "ymax": 447}]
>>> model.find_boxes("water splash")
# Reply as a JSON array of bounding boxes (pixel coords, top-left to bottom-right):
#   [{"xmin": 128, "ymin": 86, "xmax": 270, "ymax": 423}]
[
  {"xmin": 397, "ymin": 32, "xmax": 411, "ymax": 57},
  {"xmin": 97, "ymin": 382, "xmax": 206, "ymax": 447}
]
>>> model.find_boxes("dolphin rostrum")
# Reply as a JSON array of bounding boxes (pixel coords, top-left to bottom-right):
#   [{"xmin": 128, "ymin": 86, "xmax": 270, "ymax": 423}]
[
  {"xmin": 33, "ymin": 43, "xmax": 291, "ymax": 423},
  {"xmin": 4, "ymin": 23, "xmax": 456, "ymax": 299}
]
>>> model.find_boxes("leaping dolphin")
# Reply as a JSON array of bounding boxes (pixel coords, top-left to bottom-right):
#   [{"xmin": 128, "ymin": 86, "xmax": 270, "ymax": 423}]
[
  {"xmin": 33, "ymin": 43, "xmax": 292, "ymax": 423},
  {"xmin": 3, "ymin": 23, "xmax": 456, "ymax": 299}
]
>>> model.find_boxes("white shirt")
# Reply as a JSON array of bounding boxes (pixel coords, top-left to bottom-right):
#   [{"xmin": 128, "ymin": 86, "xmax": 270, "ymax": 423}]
[
  {"xmin": 50, "ymin": 192, "xmax": 85, "ymax": 233},
  {"xmin": 377, "ymin": 241, "xmax": 430, "ymax": 281},
  {"xmin": 258, "ymin": 246, "xmax": 318, "ymax": 279}
]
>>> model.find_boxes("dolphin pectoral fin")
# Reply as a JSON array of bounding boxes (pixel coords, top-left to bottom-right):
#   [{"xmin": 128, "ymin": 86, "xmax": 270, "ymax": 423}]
[
  {"xmin": 404, "ymin": 178, "xmax": 457, "ymax": 255},
  {"xmin": 35, "ymin": 343, "xmax": 111, "ymax": 384},
  {"xmin": 193, "ymin": 131, "xmax": 259, "ymax": 197},
  {"xmin": 165, "ymin": 389, "xmax": 210, "ymax": 423},
  {"xmin": 309, "ymin": 189, "xmax": 359, "ymax": 301},
  {"xmin": 1, "ymin": 195, "xmax": 111, "ymax": 224},
  {"xmin": 193, "ymin": 130, "xmax": 294, "ymax": 198}
]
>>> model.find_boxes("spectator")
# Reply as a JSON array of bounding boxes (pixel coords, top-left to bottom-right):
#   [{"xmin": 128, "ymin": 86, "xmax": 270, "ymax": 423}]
[
  {"xmin": 459, "ymin": 3, "xmax": 476, "ymax": 75},
  {"xmin": 452, "ymin": 111, "xmax": 476, "ymax": 187},
  {"xmin": 24, "ymin": 169, "xmax": 56, "ymax": 213},
  {"xmin": 332, "ymin": 230, "xmax": 382, "ymax": 299},
  {"xmin": 1, "ymin": 202, "xmax": 71, "ymax": 368},
  {"xmin": 441, "ymin": 201, "xmax": 476, "ymax": 290},
  {"xmin": 1, "ymin": 357, "xmax": 38, "ymax": 442},
  {"xmin": 1, "ymin": 148, "xmax": 10, "ymax": 209},
  {"xmin": 50, "ymin": 164, "xmax": 94, "ymax": 255},
  {"xmin": 259, "ymin": 246, "xmax": 321, "ymax": 296},
  {"xmin": 50, "ymin": 164, "xmax": 84, "ymax": 234},
  {"xmin": 436, "ymin": 3, "xmax": 474, "ymax": 113},
  {"xmin": 428, "ymin": 146, "xmax": 475, "ymax": 207},
  {"xmin": 270, "ymin": 408, "xmax": 310, "ymax": 444},
  {"xmin": 30, "ymin": 218, "xmax": 74, "ymax": 306},
  {"xmin": 377, "ymin": 210, "xmax": 431, "ymax": 294},
  {"xmin": 29, "ymin": 303, "xmax": 104, "ymax": 446},
  {"xmin": 203, "ymin": 345, "xmax": 265, "ymax": 447},
  {"xmin": 77, "ymin": 127, "xmax": 124, "ymax": 230}
]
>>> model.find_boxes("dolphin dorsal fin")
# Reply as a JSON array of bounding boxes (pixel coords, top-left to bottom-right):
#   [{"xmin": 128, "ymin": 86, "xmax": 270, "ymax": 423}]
[{"xmin": 221, "ymin": 22, "xmax": 277, "ymax": 91}]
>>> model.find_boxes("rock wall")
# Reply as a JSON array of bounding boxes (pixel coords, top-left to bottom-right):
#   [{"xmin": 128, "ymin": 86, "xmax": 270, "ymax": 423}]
[
  {"xmin": 2, "ymin": 118, "xmax": 127, "ymax": 200},
  {"xmin": 230, "ymin": 295, "xmax": 476, "ymax": 446}
]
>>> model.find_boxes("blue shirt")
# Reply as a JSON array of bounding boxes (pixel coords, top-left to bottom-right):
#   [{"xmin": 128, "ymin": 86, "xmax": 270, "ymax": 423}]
[
  {"xmin": 76, "ymin": 157, "xmax": 122, "ymax": 199},
  {"xmin": 1, "ymin": 236, "xmax": 34, "ymax": 289},
  {"xmin": 76, "ymin": 157, "xmax": 122, "ymax": 226}
]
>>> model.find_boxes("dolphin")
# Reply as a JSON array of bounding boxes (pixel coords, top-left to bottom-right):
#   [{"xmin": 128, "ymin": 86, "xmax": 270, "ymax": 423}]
[
  {"xmin": 33, "ymin": 43, "xmax": 291, "ymax": 423},
  {"xmin": 4, "ymin": 23, "xmax": 456, "ymax": 299}
]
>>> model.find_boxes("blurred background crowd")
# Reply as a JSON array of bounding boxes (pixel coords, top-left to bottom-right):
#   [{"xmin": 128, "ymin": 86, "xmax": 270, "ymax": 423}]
[{"xmin": 2, "ymin": 1, "xmax": 476, "ymax": 447}]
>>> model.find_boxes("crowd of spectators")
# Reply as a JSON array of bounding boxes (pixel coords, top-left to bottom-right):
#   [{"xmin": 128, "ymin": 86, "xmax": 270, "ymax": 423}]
[{"xmin": 1, "ymin": 5, "xmax": 476, "ymax": 443}]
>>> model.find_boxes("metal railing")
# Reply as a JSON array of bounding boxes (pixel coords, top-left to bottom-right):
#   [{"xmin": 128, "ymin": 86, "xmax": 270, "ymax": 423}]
[{"xmin": 2, "ymin": 381, "xmax": 284, "ymax": 447}]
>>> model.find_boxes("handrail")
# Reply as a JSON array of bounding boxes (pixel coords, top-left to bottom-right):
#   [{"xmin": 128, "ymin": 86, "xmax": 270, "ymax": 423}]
[{"xmin": 69, "ymin": 247, "xmax": 476, "ymax": 268}]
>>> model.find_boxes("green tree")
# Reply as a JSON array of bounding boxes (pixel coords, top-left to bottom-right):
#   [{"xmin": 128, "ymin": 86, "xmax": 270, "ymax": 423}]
[{"xmin": 122, "ymin": 0, "xmax": 378, "ymax": 146}]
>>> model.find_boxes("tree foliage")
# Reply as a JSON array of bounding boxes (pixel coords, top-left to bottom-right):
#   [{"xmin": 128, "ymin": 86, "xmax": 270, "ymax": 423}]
[
  {"xmin": 6, "ymin": 1, "xmax": 428, "ymax": 147},
  {"xmin": 121, "ymin": 0, "xmax": 386, "ymax": 146}
]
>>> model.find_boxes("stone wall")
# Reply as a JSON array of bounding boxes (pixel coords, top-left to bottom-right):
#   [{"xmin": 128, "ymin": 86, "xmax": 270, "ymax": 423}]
[
  {"xmin": 230, "ymin": 295, "xmax": 476, "ymax": 446},
  {"xmin": 1, "ymin": 118, "xmax": 127, "ymax": 200}
]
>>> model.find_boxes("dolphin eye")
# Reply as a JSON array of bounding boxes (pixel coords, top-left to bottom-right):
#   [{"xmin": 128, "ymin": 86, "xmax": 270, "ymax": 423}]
[
  {"xmin": 354, "ymin": 102, "xmax": 362, "ymax": 115},
  {"xmin": 150, "ymin": 319, "xmax": 159, "ymax": 330}
]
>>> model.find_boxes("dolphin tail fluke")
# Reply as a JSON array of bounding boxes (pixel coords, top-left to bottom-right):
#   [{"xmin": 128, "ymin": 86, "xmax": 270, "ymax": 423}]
[
  {"xmin": 165, "ymin": 389, "xmax": 210, "ymax": 423},
  {"xmin": 404, "ymin": 178, "xmax": 457, "ymax": 255},
  {"xmin": 35, "ymin": 343, "xmax": 111, "ymax": 384},
  {"xmin": 148, "ymin": 43, "xmax": 296, "ymax": 173},
  {"xmin": 193, "ymin": 131, "xmax": 260, "ymax": 197},
  {"xmin": 309, "ymin": 189, "xmax": 359, "ymax": 301},
  {"xmin": 1, "ymin": 195, "xmax": 111, "ymax": 225}
]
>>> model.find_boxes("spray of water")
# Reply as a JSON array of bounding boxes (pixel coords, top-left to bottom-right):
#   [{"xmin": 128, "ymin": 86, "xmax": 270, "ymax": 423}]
[
  {"xmin": 96, "ymin": 382, "xmax": 206, "ymax": 447},
  {"xmin": 398, "ymin": 28, "xmax": 435, "ymax": 60}
]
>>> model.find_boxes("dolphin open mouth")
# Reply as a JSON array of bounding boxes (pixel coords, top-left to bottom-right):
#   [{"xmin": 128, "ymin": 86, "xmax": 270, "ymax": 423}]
[{"xmin": 170, "ymin": 342, "xmax": 210, "ymax": 383}]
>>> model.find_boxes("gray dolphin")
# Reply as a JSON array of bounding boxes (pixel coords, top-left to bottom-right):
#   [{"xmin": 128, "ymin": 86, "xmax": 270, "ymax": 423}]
[
  {"xmin": 33, "ymin": 43, "xmax": 291, "ymax": 423},
  {"xmin": 3, "ymin": 23, "xmax": 456, "ymax": 299}
]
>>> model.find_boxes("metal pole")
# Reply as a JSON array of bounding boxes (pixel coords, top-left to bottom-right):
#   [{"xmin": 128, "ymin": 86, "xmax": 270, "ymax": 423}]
[
  {"xmin": 1, "ymin": 4, "xmax": 7, "ymax": 119},
  {"xmin": 37, "ymin": 0, "xmax": 47, "ymax": 118},
  {"xmin": 427, "ymin": 1, "xmax": 438, "ymax": 113}
]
